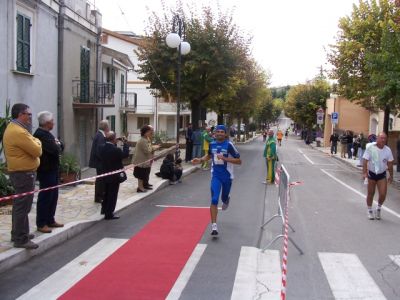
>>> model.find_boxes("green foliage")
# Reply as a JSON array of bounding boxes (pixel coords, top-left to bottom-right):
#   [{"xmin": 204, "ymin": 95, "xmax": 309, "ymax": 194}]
[
  {"xmin": 136, "ymin": 3, "xmax": 268, "ymax": 126},
  {"xmin": 153, "ymin": 131, "xmax": 169, "ymax": 144},
  {"xmin": 60, "ymin": 153, "xmax": 80, "ymax": 175},
  {"xmin": 284, "ymin": 78, "xmax": 330, "ymax": 127},
  {"xmin": 0, "ymin": 163, "xmax": 14, "ymax": 198},
  {"xmin": 271, "ymin": 86, "xmax": 291, "ymax": 99},
  {"xmin": 328, "ymin": 0, "xmax": 400, "ymax": 131},
  {"xmin": 0, "ymin": 100, "xmax": 12, "ymax": 156}
]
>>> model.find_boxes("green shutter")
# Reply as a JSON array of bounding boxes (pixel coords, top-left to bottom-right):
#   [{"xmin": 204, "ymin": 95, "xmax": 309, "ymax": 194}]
[
  {"xmin": 16, "ymin": 13, "xmax": 31, "ymax": 73},
  {"xmin": 80, "ymin": 47, "xmax": 90, "ymax": 102},
  {"xmin": 121, "ymin": 74, "xmax": 125, "ymax": 93},
  {"xmin": 111, "ymin": 69, "xmax": 115, "ymax": 94}
]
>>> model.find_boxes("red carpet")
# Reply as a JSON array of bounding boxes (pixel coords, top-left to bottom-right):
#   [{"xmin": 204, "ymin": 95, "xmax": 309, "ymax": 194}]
[{"xmin": 59, "ymin": 207, "xmax": 210, "ymax": 300}]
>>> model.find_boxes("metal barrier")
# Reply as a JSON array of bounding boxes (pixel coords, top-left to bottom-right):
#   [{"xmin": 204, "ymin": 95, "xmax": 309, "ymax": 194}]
[{"xmin": 261, "ymin": 164, "xmax": 303, "ymax": 254}]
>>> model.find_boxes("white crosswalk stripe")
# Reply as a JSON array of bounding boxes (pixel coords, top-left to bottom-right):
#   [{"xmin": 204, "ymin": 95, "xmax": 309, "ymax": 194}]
[
  {"xmin": 166, "ymin": 244, "xmax": 207, "ymax": 300},
  {"xmin": 319, "ymin": 252, "xmax": 387, "ymax": 300},
  {"xmin": 231, "ymin": 247, "xmax": 281, "ymax": 300},
  {"xmin": 17, "ymin": 238, "xmax": 128, "ymax": 300},
  {"xmin": 389, "ymin": 255, "xmax": 400, "ymax": 268}
]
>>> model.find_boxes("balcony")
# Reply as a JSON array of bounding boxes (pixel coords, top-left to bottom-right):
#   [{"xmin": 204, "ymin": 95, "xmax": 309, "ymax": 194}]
[
  {"xmin": 120, "ymin": 92, "xmax": 137, "ymax": 113},
  {"xmin": 157, "ymin": 102, "xmax": 190, "ymax": 115},
  {"xmin": 72, "ymin": 80, "xmax": 115, "ymax": 108}
]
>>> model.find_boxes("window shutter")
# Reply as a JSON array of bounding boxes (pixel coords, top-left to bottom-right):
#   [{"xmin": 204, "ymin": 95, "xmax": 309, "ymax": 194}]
[{"xmin": 16, "ymin": 13, "xmax": 31, "ymax": 73}]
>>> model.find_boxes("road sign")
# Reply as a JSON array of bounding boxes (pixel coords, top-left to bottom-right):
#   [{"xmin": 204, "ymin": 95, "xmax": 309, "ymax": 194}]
[
  {"xmin": 316, "ymin": 108, "xmax": 324, "ymax": 125},
  {"xmin": 331, "ymin": 112, "xmax": 339, "ymax": 124}
]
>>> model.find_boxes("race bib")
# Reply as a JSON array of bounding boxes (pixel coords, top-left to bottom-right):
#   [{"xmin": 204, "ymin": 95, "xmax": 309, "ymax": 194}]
[{"xmin": 214, "ymin": 153, "xmax": 224, "ymax": 165}]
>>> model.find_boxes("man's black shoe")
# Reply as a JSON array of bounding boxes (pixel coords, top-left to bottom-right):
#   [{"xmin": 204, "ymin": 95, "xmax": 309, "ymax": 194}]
[
  {"xmin": 144, "ymin": 186, "xmax": 153, "ymax": 190},
  {"xmin": 94, "ymin": 199, "xmax": 103, "ymax": 203},
  {"xmin": 211, "ymin": 230, "xmax": 218, "ymax": 236}
]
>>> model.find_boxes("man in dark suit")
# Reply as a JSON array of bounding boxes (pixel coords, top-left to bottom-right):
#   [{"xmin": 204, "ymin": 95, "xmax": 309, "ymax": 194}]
[
  {"xmin": 185, "ymin": 123, "xmax": 193, "ymax": 162},
  {"xmin": 89, "ymin": 120, "xmax": 109, "ymax": 203},
  {"xmin": 99, "ymin": 131, "xmax": 129, "ymax": 220}
]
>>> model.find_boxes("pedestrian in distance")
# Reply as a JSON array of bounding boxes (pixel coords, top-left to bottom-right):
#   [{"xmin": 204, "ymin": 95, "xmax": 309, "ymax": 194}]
[
  {"xmin": 99, "ymin": 132, "xmax": 129, "ymax": 220},
  {"xmin": 285, "ymin": 129, "xmax": 289, "ymax": 140},
  {"xmin": 191, "ymin": 125, "xmax": 241, "ymax": 236},
  {"xmin": 184, "ymin": 123, "xmax": 193, "ymax": 163},
  {"xmin": 330, "ymin": 131, "xmax": 339, "ymax": 155},
  {"xmin": 89, "ymin": 120, "xmax": 110, "ymax": 203},
  {"xmin": 357, "ymin": 133, "xmax": 367, "ymax": 167},
  {"xmin": 191, "ymin": 126, "xmax": 203, "ymax": 160},
  {"xmin": 201, "ymin": 127, "xmax": 213, "ymax": 170},
  {"xmin": 347, "ymin": 131, "xmax": 354, "ymax": 159},
  {"xmin": 276, "ymin": 129, "xmax": 283, "ymax": 146},
  {"xmin": 339, "ymin": 131, "xmax": 348, "ymax": 158},
  {"xmin": 362, "ymin": 132, "xmax": 394, "ymax": 220},
  {"xmin": 262, "ymin": 129, "xmax": 267, "ymax": 142},
  {"xmin": 157, "ymin": 153, "xmax": 183, "ymax": 184},
  {"xmin": 33, "ymin": 111, "xmax": 64, "ymax": 234},
  {"xmin": 396, "ymin": 134, "xmax": 400, "ymax": 172},
  {"xmin": 263, "ymin": 130, "xmax": 278, "ymax": 184},
  {"xmin": 132, "ymin": 125, "xmax": 160, "ymax": 193},
  {"xmin": 3, "ymin": 103, "xmax": 42, "ymax": 249}
]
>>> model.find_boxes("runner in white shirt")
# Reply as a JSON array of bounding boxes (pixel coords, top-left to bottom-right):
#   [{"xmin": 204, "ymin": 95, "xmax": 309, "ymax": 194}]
[{"xmin": 362, "ymin": 132, "xmax": 394, "ymax": 220}]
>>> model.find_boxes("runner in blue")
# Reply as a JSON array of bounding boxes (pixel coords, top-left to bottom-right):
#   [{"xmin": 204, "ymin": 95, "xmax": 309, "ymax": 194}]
[{"xmin": 192, "ymin": 125, "xmax": 242, "ymax": 235}]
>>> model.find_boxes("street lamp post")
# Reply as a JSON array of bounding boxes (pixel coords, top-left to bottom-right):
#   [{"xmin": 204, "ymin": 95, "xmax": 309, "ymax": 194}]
[{"xmin": 166, "ymin": 15, "xmax": 191, "ymax": 159}]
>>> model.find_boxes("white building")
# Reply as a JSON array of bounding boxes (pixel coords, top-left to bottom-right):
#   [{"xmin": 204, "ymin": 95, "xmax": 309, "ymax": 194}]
[{"xmin": 101, "ymin": 29, "xmax": 191, "ymax": 141}]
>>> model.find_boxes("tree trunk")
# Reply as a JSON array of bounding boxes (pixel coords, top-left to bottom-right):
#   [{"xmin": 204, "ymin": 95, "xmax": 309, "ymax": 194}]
[
  {"xmin": 383, "ymin": 105, "xmax": 390, "ymax": 137},
  {"xmin": 217, "ymin": 113, "xmax": 224, "ymax": 125},
  {"xmin": 191, "ymin": 100, "xmax": 201, "ymax": 130}
]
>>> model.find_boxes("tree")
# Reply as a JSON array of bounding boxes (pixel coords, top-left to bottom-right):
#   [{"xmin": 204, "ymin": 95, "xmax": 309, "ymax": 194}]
[
  {"xmin": 136, "ymin": 4, "xmax": 252, "ymax": 129},
  {"xmin": 284, "ymin": 79, "xmax": 330, "ymax": 128},
  {"xmin": 328, "ymin": 0, "xmax": 400, "ymax": 134}
]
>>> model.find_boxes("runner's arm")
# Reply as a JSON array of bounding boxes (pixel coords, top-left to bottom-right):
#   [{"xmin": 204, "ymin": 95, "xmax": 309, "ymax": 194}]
[
  {"xmin": 387, "ymin": 160, "xmax": 394, "ymax": 183},
  {"xmin": 191, "ymin": 154, "xmax": 211, "ymax": 165}
]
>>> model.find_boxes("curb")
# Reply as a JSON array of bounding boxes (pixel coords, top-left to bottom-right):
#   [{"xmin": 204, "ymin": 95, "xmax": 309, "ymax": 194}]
[{"xmin": 0, "ymin": 166, "xmax": 198, "ymax": 274}]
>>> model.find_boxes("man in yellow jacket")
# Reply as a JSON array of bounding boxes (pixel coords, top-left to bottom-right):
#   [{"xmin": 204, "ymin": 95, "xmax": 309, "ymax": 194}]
[{"xmin": 3, "ymin": 103, "xmax": 42, "ymax": 249}]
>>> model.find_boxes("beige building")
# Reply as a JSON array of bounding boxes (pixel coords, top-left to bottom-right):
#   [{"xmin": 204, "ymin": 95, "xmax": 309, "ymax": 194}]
[{"xmin": 324, "ymin": 94, "xmax": 370, "ymax": 146}]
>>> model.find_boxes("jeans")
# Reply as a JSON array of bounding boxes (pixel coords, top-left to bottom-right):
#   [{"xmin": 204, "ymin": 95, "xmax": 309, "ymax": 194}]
[
  {"xmin": 331, "ymin": 143, "xmax": 337, "ymax": 154},
  {"xmin": 192, "ymin": 144, "xmax": 202, "ymax": 159}
]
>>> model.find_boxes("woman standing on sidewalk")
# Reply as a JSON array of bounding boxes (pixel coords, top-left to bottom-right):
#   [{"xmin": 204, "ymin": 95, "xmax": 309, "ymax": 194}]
[{"xmin": 132, "ymin": 125, "xmax": 159, "ymax": 192}]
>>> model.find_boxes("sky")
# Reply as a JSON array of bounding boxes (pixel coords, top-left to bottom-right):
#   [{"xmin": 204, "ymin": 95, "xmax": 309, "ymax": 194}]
[{"xmin": 93, "ymin": 0, "xmax": 359, "ymax": 87}]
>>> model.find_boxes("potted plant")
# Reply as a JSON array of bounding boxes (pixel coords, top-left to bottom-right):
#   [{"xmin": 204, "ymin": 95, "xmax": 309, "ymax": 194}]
[
  {"xmin": 0, "ymin": 163, "xmax": 14, "ymax": 206},
  {"xmin": 59, "ymin": 153, "xmax": 81, "ymax": 184}
]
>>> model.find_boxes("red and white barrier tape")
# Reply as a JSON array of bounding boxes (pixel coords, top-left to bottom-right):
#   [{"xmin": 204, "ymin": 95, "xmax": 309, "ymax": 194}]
[
  {"xmin": 280, "ymin": 178, "xmax": 302, "ymax": 299},
  {"xmin": 0, "ymin": 145, "xmax": 177, "ymax": 203},
  {"xmin": 274, "ymin": 167, "xmax": 281, "ymax": 185},
  {"xmin": 280, "ymin": 187, "xmax": 290, "ymax": 300}
]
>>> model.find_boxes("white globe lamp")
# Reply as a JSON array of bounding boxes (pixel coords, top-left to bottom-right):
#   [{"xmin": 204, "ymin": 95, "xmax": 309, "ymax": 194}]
[
  {"xmin": 166, "ymin": 32, "xmax": 181, "ymax": 48},
  {"xmin": 180, "ymin": 41, "xmax": 191, "ymax": 55}
]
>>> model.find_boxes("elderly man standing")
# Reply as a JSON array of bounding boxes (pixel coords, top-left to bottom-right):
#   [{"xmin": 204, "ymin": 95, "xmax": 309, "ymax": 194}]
[
  {"xmin": 89, "ymin": 120, "xmax": 110, "ymax": 203},
  {"xmin": 4, "ymin": 103, "xmax": 42, "ymax": 249},
  {"xmin": 33, "ymin": 111, "xmax": 64, "ymax": 234},
  {"xmin": 263, "ymin": 130, "xmax": 277, "ymax": 184}
]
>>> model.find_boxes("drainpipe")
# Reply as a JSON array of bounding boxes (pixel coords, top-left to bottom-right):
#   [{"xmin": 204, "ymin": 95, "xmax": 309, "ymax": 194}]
[{"xmin": 57, "ymin": 1, "xmax": 65, "ymax": 141}]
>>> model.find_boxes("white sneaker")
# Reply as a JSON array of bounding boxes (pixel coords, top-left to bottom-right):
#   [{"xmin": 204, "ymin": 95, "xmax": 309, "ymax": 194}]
[
  {"xmin": 375, "ymin": 209, "xmax": 381, "ymax": 220},
  {"xmin": 222, "ymin": 196, "xmax": 230, "ymax": 211},
  {"xmin": 211, "ymin": 223, "xmax": 218, "ymax": 235},
  {"xmin": 368, "ymin": 210, "xmax": 375, "ymax": 220}
]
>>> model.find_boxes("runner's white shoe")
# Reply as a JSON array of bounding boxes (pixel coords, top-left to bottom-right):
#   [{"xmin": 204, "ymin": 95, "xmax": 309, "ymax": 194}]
[
  {"xmin": 375, "ymin": 209, "xmax": 381, "ymax": 220},
  {"xmin": 211, "ymin": 223, "xmax": 218, "ymax": 235},
  {"xmin": 368, "ymin": 211, "xmax": 375, "ymax": 220},
  {"xmin": 222, "ymin": 196, "xmax": 230, "ymax": 211}
]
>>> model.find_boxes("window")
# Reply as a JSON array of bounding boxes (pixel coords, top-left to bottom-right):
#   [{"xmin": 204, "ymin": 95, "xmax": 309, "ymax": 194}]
[
  {"xmin": 16, "ymin": 13, "xmax": 31, "ymax": 73},
  {"xmin": 80, "ymin": 47, "xmax": 90, "ymax": 102},
  {"xmin": 121, "ymin": 74, "xmax": 125, "ymax": 94},
  {"xmin": 106, "ymin": 115, "xmax": 116, "ymax": 131},
  {"xmin": 137, "ymin": 117, "xmax": 150, "ymax": 129}
]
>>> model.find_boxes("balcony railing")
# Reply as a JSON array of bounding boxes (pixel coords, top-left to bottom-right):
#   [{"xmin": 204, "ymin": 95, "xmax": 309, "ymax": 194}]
[
  {"xmin": 157, "ymin": 102, "xmax": 190, "ymax": 114},
  {"xmin": 72, "ymin": 80, "xmax": 115, "ymax": 108},
  {"xmin": 120, "ymin": 92, "xmax": 137, "ymax": 112}
]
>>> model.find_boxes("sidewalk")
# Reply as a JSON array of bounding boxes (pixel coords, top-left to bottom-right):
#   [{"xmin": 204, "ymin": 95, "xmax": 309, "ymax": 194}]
[
  {"xmin": 0, "ymin": 148, "xmax": 197, "ymax": 273},
  {"xmin": 308, "ymin": 142, "xmax": 400, "ymax": 188}
]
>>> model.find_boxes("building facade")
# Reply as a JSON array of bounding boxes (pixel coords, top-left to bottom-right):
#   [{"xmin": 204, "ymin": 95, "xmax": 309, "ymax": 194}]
[{"xmin": 0, "ymin": 0, "xmax": 59, "ymax": 133}]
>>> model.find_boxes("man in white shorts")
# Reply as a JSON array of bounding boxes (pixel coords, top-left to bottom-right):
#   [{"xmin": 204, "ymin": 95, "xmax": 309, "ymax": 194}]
[{"xmin": 362, "ymin": 132, "xmax": 394, "ymax": 220}]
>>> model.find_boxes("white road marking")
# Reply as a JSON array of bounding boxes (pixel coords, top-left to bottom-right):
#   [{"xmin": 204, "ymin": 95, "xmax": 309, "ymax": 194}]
[
  {"xmin": 302, "ymin": 154, "xmax": 315, "ymax": 165},
  {"xmin": 156, "ymin": 204, "xmax": 221, "ymax": 210},
  {"xmin": 319, "ymin": 252, "xmax": 387, "ymax": 300},
  {"xmin": 389, "ymin": 255, "xmax": 400, "ymax": 267},
  {"xmin": 321, "ymin": 169, "xmax": 400, "ymax": 219},
  {"xmin": 17, "ymin": 238, "xmax": 128, "ymax": 300},
  {"xmin": 231, "ymin": 247, "xmax": 281, "ymax": 300},
  {"xmin": 298, "ymin": 149, "xmax": 304, "ymax": 154},
  {"xmin": 166, "ymin": 244, "xmax": 207, "ymax": 300}
]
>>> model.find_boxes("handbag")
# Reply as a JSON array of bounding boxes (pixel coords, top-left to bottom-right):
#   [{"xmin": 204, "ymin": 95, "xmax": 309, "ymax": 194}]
[{"xmin": 118, "ymin": 171, "xmax": 127, "ymax": 183}]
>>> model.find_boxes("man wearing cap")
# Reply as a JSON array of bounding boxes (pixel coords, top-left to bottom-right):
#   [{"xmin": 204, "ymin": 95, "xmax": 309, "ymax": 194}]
[{"xmin": 192, "ymin": 125, "xmax": 241, "ymax": 235}]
